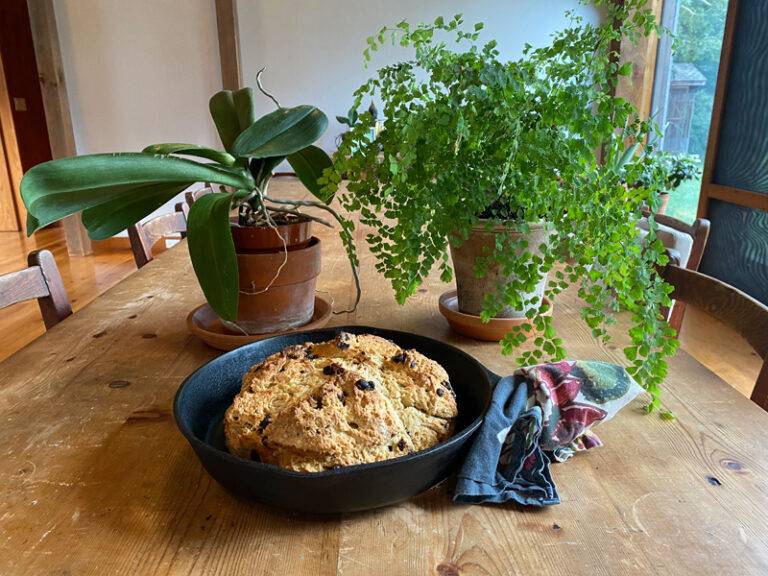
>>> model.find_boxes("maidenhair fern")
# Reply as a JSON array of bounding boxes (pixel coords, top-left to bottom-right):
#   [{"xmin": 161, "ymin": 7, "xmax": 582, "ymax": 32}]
[{"xmin": 322, "ymin": 1, "xmax": 679, "ymax": 411}]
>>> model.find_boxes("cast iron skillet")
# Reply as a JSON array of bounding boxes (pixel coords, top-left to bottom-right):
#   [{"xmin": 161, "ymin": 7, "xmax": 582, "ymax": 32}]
[{"xmin": 174, "ymin": 326, "xmax": 496, "ymax": 513}]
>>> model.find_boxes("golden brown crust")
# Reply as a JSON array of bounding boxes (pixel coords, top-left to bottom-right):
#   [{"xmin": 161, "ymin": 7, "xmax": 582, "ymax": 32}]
[{"xmin": 224, "ymin": 332, "xmax": 458, "ymax": 472}]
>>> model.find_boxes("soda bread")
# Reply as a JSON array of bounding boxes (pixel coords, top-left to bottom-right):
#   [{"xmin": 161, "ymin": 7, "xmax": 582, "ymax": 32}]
[{"xmin": 224, "ymin": 332, "xmax": 458, "ymax": 472}]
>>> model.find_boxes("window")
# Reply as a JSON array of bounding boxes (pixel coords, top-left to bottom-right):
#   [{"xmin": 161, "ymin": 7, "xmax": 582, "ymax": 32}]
[{"xmin": 651, "ymin": 0, "xmax": 728, "ymax": 223}]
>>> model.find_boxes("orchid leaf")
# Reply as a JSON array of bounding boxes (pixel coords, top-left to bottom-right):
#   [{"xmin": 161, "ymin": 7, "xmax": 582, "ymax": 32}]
[
  {"xmin": 21, "ymin": 153, "xmax": 253, "ymax": 234},
  {"xmin": 81, "ymin": 183, "xmax": 190, "ymax": 239},
  {"xmin": 186, "ymin": 192, "xmax": 239, "ymax": 321},
  {"xmin": 233, "ymin": 105, "xmax": 328, "ymax": 159},
  {"xmin": 233, "ymin": 87, "xmax": 257, "ymax": 130},
  {"xmin": 142, "ymin": 143, "xmax": 236, "ymax": 166},
  {"xmin": 209, "ymin": 91, "xmax": 240, "ymax": 152},
  {"xmin": 287, "ymin": 145, "xmax": 334, "ymax": 203}
]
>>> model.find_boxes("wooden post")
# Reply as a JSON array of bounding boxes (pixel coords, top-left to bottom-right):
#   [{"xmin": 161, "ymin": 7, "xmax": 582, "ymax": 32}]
[
  {"xmin": 215, "ymin": 0, "xmax": 242, "ymax": 90},
  {"xmin": 27, "ymin": 0, "xmax": 92, "ymax": 255},
  {"xmin": 615, "ymin": 0, "xmax": 665, "ymax": 119}
]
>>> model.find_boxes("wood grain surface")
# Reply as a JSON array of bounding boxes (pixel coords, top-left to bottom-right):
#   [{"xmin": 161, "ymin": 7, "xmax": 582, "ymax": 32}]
[{"xmin": 1, "ymin": 181, "xmax": 767, "ymax": 575}]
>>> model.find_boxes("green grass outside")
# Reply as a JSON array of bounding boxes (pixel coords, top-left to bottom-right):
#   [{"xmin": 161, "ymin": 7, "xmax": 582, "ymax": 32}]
[{"xmin": 664, "ymin": 177, "xmax": 702, "ymax": 224}]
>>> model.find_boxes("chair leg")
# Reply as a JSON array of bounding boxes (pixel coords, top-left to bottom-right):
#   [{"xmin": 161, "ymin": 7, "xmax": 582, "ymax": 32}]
[
  {"xmin": 751, "ymin": 361, "xmax": 768, "ymax": 412},
  {"xmin": 28, "ymin": 250, "xmax": 73, "ymax": 329},
  {"xmin": 128, "ymin": 225, "xmax": 152, "ymax": 268}
]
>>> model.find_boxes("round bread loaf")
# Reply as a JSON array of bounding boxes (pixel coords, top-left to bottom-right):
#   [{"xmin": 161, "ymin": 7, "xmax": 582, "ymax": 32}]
[{"xmin": 224, "ymin": 332, "xmax": 458, "ymax": 472}]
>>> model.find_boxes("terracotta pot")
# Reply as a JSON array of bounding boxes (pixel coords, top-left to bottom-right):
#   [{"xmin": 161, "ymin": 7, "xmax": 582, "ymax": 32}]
[
  {"xmin": 449, "ymin": 221, "xmax": 551, "ymax": 319},
  {"xmin": 227, "ymin": 218, "xmax": 321, "ymax": 334},
  {"xmin": 230, "ymin": 217, "xmax": 312, "ymax": 252}
]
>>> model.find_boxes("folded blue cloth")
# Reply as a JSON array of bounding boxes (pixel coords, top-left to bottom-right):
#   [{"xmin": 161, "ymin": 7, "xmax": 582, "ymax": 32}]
[
  {"xmin": 454, "ymin": 360, "xmax": 642, "ymax": 506},
  {"xmin": 454, "ymin": 375, "xmax": 559, "ymax": 506}
]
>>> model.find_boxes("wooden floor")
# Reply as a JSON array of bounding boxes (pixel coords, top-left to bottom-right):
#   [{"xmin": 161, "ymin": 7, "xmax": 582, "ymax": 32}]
[
  {"xmin": 0, "ymin": 226, "xmax": 137, "ymax": 362},
  {"xmin": 0, "ymin": 178, "xmax": 760, "ymax": 397}
]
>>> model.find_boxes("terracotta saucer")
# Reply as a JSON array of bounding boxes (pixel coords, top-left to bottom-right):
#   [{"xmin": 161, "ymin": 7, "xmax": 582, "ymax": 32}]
[
  {"xmin": 438, "ymin": 290, "xmax": 552, "ymax": 342},
  {"xmin": 187, "ymin": 294, "xmax": 333, "ymax": 351}
]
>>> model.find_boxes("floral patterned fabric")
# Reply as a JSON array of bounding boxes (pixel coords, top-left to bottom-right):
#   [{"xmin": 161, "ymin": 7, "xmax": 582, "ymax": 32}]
[{"xmin": 454, "ymin": 361, "xmax": 642, "ymax": 506}]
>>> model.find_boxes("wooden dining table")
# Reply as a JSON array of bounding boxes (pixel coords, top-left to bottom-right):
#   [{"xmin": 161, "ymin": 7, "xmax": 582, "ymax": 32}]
[{"xmin": 2, "ymin": 182, "xmax": 767, "ymax": 575}]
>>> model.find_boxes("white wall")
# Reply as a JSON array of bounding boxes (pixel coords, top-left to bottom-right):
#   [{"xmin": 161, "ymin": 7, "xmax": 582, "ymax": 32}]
[
  {"xmin": 53, "ymin": 0, "xmax": 222, "ymax": 228},
  {"xmin": 50, "ymin": 0, "xmax": 600, "ymax": 233},
  {"xmin": 236, "ymin": 0, "xmax": 601, "ymax": 154}
]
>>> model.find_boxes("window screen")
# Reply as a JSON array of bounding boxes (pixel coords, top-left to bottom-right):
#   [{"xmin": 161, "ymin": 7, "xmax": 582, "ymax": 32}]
[
  {"xmin": 699, "ymin": 199, "xmax": 768, "ymax": 304},
  {"xmin": 700, "ymin": 0, "xmax": 768, "ymax": 304},
  {"xmin": 712, "ymin": 1, "xmax": 768, "ymax": 193}
]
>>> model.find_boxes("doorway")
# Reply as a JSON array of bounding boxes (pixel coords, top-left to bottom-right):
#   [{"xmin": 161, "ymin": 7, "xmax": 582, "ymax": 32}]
[{"xmin": 0, "ymin": 0, "xmax": 55, "ymax": 232}]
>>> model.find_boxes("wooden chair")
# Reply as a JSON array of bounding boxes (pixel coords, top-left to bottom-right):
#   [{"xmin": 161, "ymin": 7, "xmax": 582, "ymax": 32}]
[
  {"xmin": 175, "ymin": 200, "xmax": 189, "ymax": 223},
  {"xmin": 639, "ymin": 213, "xmax": 711, "ymax": 332},
  {"xmin": 0, "ymin": 250, "xmax": 72, "ymax": 329},
  {"xmin": 184, "ymin": 186, "xmax": 213, "ymax": 208},
  {"xmin": 661, "ymin": 264, "xmax": 768, "ymax": 411},
  {"xmin": 128, "ymin": 203, "xmax": 188, "ymax": 268}
]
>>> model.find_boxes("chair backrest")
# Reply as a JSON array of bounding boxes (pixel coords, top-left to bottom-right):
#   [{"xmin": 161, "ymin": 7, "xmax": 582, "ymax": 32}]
[
  {"xmin": 639, "ymin": 213, "xmax": 711, "ymax": 332},
  {"xmin": 661, "ymin": 264, "xmax": 768, "ymax": 410},
  {"xmin": 175, "ymin": 200, "xmax": 189, "ymax": 223},
  {"xmin": 654, "ymin": 213, "xmax": 711, "ymax": 272},
  {"xmin": 128, "ymin": 203, "xmax": 188, "ymax": 268},
  {"xmin": 0, "ymin": 249, "xmax": 72, "ymax": 329},
  {"xmin": 639, "ymin": 213, "xmax": 710, "ymax": 268},
  {"xmin": 185, "ymin": 186, "xmax": 213, "ymax": 208}
]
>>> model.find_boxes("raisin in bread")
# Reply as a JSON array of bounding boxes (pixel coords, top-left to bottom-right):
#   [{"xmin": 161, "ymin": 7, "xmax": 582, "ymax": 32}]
[{"xmin": 224, "ymin": 332, "xmax": 458, "ymax": 472}]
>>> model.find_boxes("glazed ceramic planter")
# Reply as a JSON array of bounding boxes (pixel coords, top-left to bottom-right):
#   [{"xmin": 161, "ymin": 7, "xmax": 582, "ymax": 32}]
[
  {"xmin": 449, "ymin": 221, "xmax": 551, "ymax": 319},
  {"xmin": 229, "ymin": 218, "xmax": 321, "ymax": 334}
]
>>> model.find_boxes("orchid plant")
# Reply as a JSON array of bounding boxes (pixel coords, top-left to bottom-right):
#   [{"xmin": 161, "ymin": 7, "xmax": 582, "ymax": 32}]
[{"xmin": 21, "ymin": 71, "xmax": 360, "ymax": 321}]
